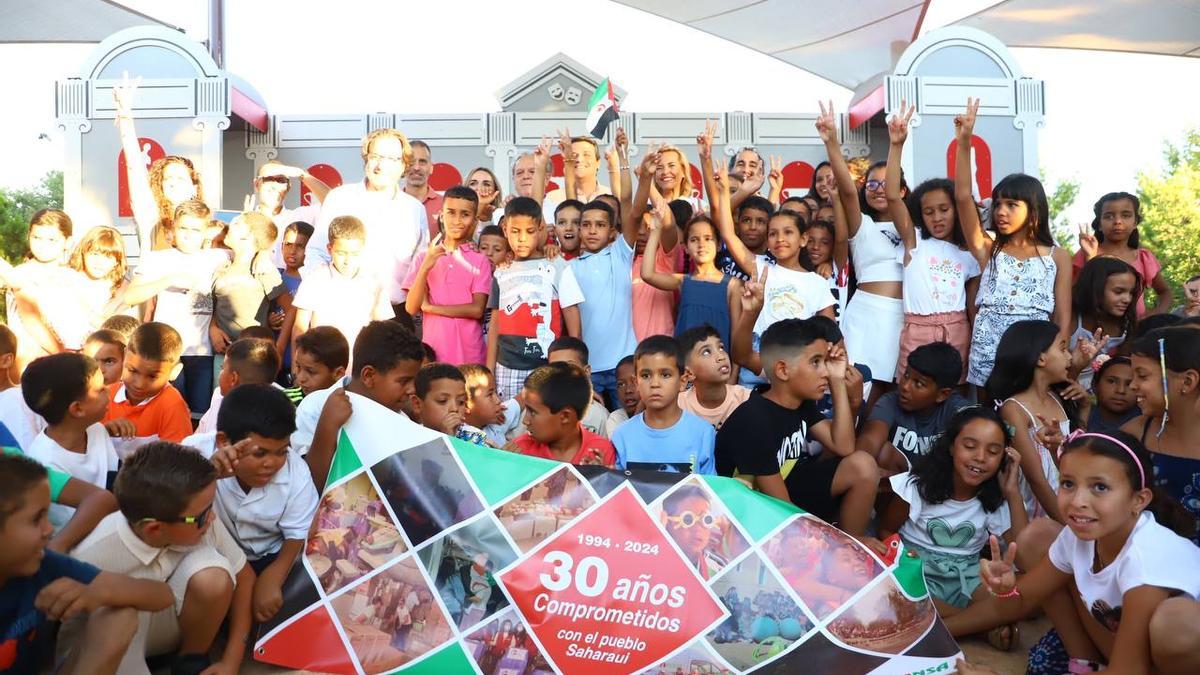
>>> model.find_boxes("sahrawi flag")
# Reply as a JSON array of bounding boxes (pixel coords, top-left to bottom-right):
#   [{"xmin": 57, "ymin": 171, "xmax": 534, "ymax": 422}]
[{"xmin": 586, "ymin": 78, "xmax": 620, "ymax": 138}]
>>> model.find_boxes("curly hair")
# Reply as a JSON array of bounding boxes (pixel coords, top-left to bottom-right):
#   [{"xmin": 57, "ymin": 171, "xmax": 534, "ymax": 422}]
[
  {"xmin": 148, "ymin": 156, "xmax": 203, "ymax": 249},
  {"xmin": 68, "ymin": 226, "xmax": 127, "ymax": 299}
]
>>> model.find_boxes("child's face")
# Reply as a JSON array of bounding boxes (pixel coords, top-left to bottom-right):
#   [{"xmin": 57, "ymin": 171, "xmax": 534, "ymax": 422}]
[
  {"xmin": 171, "ymin": 214, "xmax": 207, "ymax": 254},
  {"xmin": 84, "ymin": 251, "xmax": 119, "ymax": 281},
  {"xmin": 466, "ymin": 376, "xmax": 505, "ymax": 427},
  {"xmin": 1038, "ymin": 336, "xmax": 1072, "ymax": 383},
  {"xmin": 920, "ymin": 189, "xmax": 956, "ymax": 241},
  {"xmin": 292, "ymin": 348, "xmax": 344, "ymax": 395},
  {"xmin": 328, "ymin": 236, "xmax": 365, "ymax": 276},
  {"xmin": 0, "ymin": 481, "xmax": 53, "ymax": 578},
  {"xmin": 75, "ymin": 369, "xmax": 110, "ymax": 425},
  {"xmin": 504, "ymin": 216, "xmax": 543, "ymax": 260},
  {"xmin": 812, "ymin": 166, "xmax": 834, "ymax": 200},
  {"xmin": 363, "ymin": 359, "xmax": 421, "ymax": 414},
  {"xmin": 1098, "ymin": 197, "xmax": 1137, "ymax": 245},
  {"xmin": 736, "ymin": 208, "xmax": 769, "ymax": 250},
  {"xmin": 897, "ymin": 367, "xmax": 946, "ymax": 413},
  {"xmin": 478, "ymin": 234, "xmax": 508, "ymax": 268},
  {"xmin": 950, "ymin": 417, "xmax": 1005, "ymax": 492},
  {"xmin": 685, "ymin": 336, "xmax": 731, "ymax": 385},
  {"xmin": 227, "ymin": 432, "xmax": 291, "ymax": 490},
  {"xmin": 554, "ymin": 207, "xmax": 581, "ymax": 254},
  {"xmin": 1102, "ymin": 272, "xmax": 1136, "ymax": 318},
  {"xmin": 414, "ymin": 378, "xmax": 467, "ymax": 431},
  {"xmin": 1057, "ymin": 449, "xmax": 1149, "ymax": 542},
  {"xmin": 1095, "ymin": 362, "xmax": 1135, "ymax": 415},
  {"xmin": 991, "ymin": 197, "xmax": 1030, "ymax": 237},
  {"xmin": 664, "ymin": 494, "xmax": 713, "ymax": 558},
  {"xmin": 522, "ymin": 390, "xmax": 569, "ymax": 444},
  {"xmin": 224, "ymin": 218, "xmax": 256, "ymax": 255},
  {"xmin": 548, "ymin": 349, "xmax": 588, "ymax": 372},
  {"xmin": 83, "ymin": 341, "xmax": 123, "ymax": 386},
  {"xmin": 805, "ymin": 224, "xmax": 832, "ymax": 267},
  {"xmin": 684, "ymin": 222, "xmax": 718, "ymax": 265},
  {"xmin": 615, "ymin": 362, "xmax": 640, "ymax": 415},
  {"xmin": 27, "ymin": 224, "xmax": 66, "ymax": 263},
  {"xmin": 775, "ymin": 340, "xmax": 830, "ymax": 401},
  {"xmin": 1184, "ymin": 279, "xmax": 1200, "ymax": 305},
  {"xmin": 161, "ymin": 162, "xmax": 197, "ymax": 204},
  {"xmin": 863, "ymin": 166, "xmax": 888, "ymax": 214},
  {"xmin": 1129, "ymin": 353, "xmax": 1166, "ymax": 416},
  {"xmin": 635, "ymin": 353, "xmax": 683, "ymax": 412},
  {"xmin": 282, "ymin": 229, "xmax": 309, "ymax": 271},
  {"xmin": 441, "ymin": 197, "xmax": 477, "ymax": 242},
  {"xmin": 579, "ymin": 208, "xmax": 613, "ymax": 254},
  {"xmin": 121, "ymin": 352, "xmax": 177, "ymax": 405},
  {"xmin": 767, "ymin": 215, "xmax": 807, "ymax": 265}
]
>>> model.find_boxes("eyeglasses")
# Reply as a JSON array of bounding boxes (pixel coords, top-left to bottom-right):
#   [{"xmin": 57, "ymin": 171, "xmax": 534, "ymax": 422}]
[
  {"xmin": 260, "ymin": 175, "xmax": 289, "ymax": 184},
  {"xmin": 367, "ymin": 153, "xmax": 403, "ymax": 164},
  {"xmin": 666, "ymin": 510, "xmax": 716, "ymax": 529},
  {"xmin": 865, "ymin": 179, "xmax": 886, "ymax": 191},
  {"xmin": 140, "ymin": 503, "xmax": 214, "ymax": 528}
]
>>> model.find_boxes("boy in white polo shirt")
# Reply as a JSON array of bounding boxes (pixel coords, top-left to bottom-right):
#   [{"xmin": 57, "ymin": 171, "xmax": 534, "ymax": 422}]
[{"xmin": 183, "ymin": 383, "xmax": 318, "ymax": 623}]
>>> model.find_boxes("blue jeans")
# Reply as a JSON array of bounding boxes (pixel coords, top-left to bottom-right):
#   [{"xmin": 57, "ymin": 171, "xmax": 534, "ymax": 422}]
[
  {"xmin": 590, "ymin": 368, "xmax": 618, "ymax": 412},
  {"xmin": 173, "ymin": 355, "xmax": 213, "ymax": 417}
]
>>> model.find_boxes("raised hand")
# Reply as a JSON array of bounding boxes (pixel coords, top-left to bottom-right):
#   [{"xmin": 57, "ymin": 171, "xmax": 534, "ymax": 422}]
[
  {"xmin": 815, "ymin": 100, "xmax": 838, "ymax": 144},
  {"xmin": 888, "ymin": 100, "xmax": 914, "ymax": 145},
  {"xmin": 614, "ymin": 126, "xmax": 629, "ymax": 159},
  {"xmin": 954, "ymin": 97, "xmax": 979, "ymax": 142},
  {"xmin": 999, "ymin": 447, "xmax": 1022, "ymax": 497},
  {"xmin": 211, "ymin": 437, "xmax": 259, "ymax": 478},
  {"xmin": 112, "ymin": 71, "xmax": 140, "ymax": 119},
  {"xmin": 768, "ymin": 155, "xmax": 783, "ymax": 192},
  {"xmin": 423, "ymin": 233, "xmax": 447, "ymax": 267},
  {"xmin": 556, "ymin": 128, "xmax": 575, "ymax": 161},
  {"xmin": 636, "ymin": 145, "xmax": 662, "ymax": 180},
  {"xmin": 713, "ymin": 164, "xmax": 729, "ymax": 192},
  {"xmin": 979, "ymin": 535, "xmax": 1018, "ymax": 596},
  {"xmin": 1072, "ymin": 326, "xmax": 1105, "ymax": 371},
  {"xmin": 604, "ymin": 143, "xmax": 620, "ymax": 172},
  {"xmin": 826, "ymin": 343, "xmax": 849, "ymax": 381},
  {"xmin": 1077, "ymin": 223, "xmax": 1100, "ymax": 259},
  {"xmin": 1034, "ymin": 414, "xmax": 1064, "ymax": 454},
  {"xmin": 741, "ymin": 265, "xmax": 767, "ymax": 314},
  {"xmin": 696, "ymin": 118, "xmax": 717, "ymax": 162},
  {"xmin": 534, "ymin": 136, "xmax": 553, "ymax": 165}
]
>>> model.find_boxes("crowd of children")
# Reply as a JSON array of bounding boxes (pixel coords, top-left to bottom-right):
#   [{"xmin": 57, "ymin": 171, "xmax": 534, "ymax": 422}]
[{"xmin": 2, "ymin": 98, "xmax": 1199, "ymax": 674}]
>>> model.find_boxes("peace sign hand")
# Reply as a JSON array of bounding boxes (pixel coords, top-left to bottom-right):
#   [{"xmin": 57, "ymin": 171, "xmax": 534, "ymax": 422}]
[
  {"xmin": 980, "ymin": 535, "xmax": 1019, "ymax": 597},
  {"xmin": 534, "ymin": 136, "xmax": 552, "ymax": 163},
  {"xmin": 696, "ymin": 118, "xmax": 717, "ymax": 161},
  {"xmin": 768, "ymin": 155, "xmax": 783, "ymax": 191},
  {"xmin": 741, "ymin": 265, "xmax": 767, "ymax": 313},
  {"xmin": 1072, "ymin": 326, "xmax": 1105, "ymax": 369},
  {"xmin": 888, "ymin": 100, "xmax": 915, "ymax": 145},
  {"xmin": 815, "ymin": 100, "xmax": 838, "ymax": 144},
  {"xmin": 1077, "ymin": 223, "xmax": 1100, "ymax": 259},
  {"xmin": 556, "ymin": 128, "xmax": 575, "ymax": 161},
  {"xmin": 954, "ymin": 98, "xmax": 979, "ymax": 141},
  {"xmin": 112, "ymin": 71, "xmax": 141, "ymax": 120}
]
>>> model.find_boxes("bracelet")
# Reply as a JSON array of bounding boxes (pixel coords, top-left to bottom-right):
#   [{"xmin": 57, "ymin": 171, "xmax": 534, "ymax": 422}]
[
  {"xmin": 620, "ymin": 165, "xmax": 630, "ymax": 171},
  {"xmin": 992, "ymin": 586, "xmax": 1020, "ymax": 599}
]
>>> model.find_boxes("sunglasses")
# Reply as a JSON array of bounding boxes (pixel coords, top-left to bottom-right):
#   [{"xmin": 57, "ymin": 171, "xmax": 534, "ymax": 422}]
[
  {"xmin": 140, "ymin": 503, "xmax": 214, "ymax": 528},
  {"xmin": 865, "ymin": 179, "xmax": 886, "ymax": 191},
  {"xmin": 666, "ymin": 510, "xmax": 716, "ymax": 529},
  {"xmin": 260, "ymin": 175, "xmax": 289, "ymax": 184}
]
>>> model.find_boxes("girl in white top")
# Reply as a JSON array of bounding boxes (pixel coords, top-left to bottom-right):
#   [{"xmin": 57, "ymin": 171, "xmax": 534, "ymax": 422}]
[
  {"xmin": 974, "ymin": 431, "xmax": 1200, "ymax": 675},
  {"xmin": 885, "ymin": 103, "xmax": 981, "ymax": 383}
]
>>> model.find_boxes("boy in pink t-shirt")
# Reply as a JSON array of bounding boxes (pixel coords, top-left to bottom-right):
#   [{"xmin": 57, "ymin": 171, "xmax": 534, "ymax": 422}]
[{"xmin": 404, "ymin": 186, "xmax": 493, "ymax": 365}]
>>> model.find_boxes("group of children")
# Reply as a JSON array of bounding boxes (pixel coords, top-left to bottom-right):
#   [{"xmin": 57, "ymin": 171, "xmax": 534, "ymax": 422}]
[{"xmin": 3, "ymin": 98, "xmax": 1200, "ymax": 675}]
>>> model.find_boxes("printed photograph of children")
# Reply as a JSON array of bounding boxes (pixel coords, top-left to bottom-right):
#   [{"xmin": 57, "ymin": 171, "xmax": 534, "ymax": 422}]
[
  {"xmin": 462, "ymin": 608, "xmax": 554, "ymax": 675},
  {"xmin": 646, "ymin": 640, "xmax": 734, "ymax": 674},
  {"xmin": 706, "ymin": 552, "xmax": 813, "ymax": 671},
  {"xmin": 372, "ymin": 438, "xmax": 484, "ymax": 546},
  {"xmin": 329, "ymin": 555, "xmax": 453, "ymax": 673},
  {"xmin": 306, "ymin": 472, "xmax": 406, "ymax": 594},
  {"xmin": 763, "ymin": 516, "xmax": 882, "ymax": 620},
  {"xmin": 494, "ymin": 466, "xmax": 595, "ymax": 553},
  {"xmin": 417, "ymin": 517, "xmax": 518, "ymax": 631},
  {"xmin": 825, "ymin": 576, "xmax": 936, "ymax": 655},
  {"xmin": 652, "ymin": 477, "xmax": 749, "ymax": 581}
]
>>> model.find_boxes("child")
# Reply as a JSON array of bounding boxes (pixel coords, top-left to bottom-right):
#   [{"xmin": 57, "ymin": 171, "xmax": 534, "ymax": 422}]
[
  {"xmin": 0, "ymin": 327, "xmax": 46, "ymax": 452},
  {"xmin": 487, "ymin": 197, "xmax": 584, "ymax": 400},
  {"xmin": 604, "ymin": 354, "xmax": 640, "ymax": 436},
  {"xmin": 953, "ymin": 99, "xmax": 1071, "ymax": 389},
  {"xmin": 544, "ymin": 337, "xmax": 610, "ymax": 435},
  {"xmin": 1088, "ymin": 356, "xmax": 1140, "ymax": 434},
  {"xmin": 569, "ymin": 197, "xmax": 639, "ymax": 410},
  {"xmin": 182, "ymin": 384, "xmax": 318, "ymax": 622},
  {"xmin": 403, "ymin": 186, "xmax": 493, "ymax": 365},
  {"xmin": 475, "ymin": 225, "xmax": 510, "ymax": 269},
  {"xmin": 0, "ymin": 453, "xmax": 172, "ymax": 675},
  {"xmin": 886, "ymin": 102, "xmax": 981, "ymax": 382},
  {"xmin": 411, "ymin": 363, "xmax": 473, "ymax": 438},
  {"xmin": 294, "ymin": 320, "xmax": 425, "ymax": 492},
  {"xmin": 1075, "ymin": 191, "xmax": 1172, "ymax": 316},
  {"xmin": 1124, "ymin": 327, "xmax": 1200, "ymax": 544},
  {"xmin": 287, "ymin": 325, "xmax": 349, "ymax": 402},
  {"xmin": 22, "ymin": 354, "xmax": 119, "ymax": 526},
  {"xmin": 195, "ymin": 337, "xmax": 282, "ymax": 434},
  {"xmin": 858, "ymin": 342, "xmax": 973, "ymax": 472},
  {"xmin": 612, "ymin": 335, "xmax": 715, "ymax": 474},
  {"xmin": 716, "ymin": 318, "xmax": 878, "ymax": 536},
  {"xmin": 211, "ymin": 211, "xmax": 288, "ymax": 356},
  {"xmin": 460, "ymin": 364, "xmax": 520, "ymax": 448},
  {"xmin": 2, "ymin": 209, "xmax": 76, "ymax": 365},
  {"xmin": 292, "ymin": 215, "xmax": 393, "ymax": 365},
  {"xmin": 879, "ymin": 407, "xmax": 1026, "ymax": 645},
  {"xmin": 60, "ymin": 226, "xmax": 130, "ymax": 349},
  {"xmin": 0, "ymin": 325, "xmax": 16, "ymax": 391},
  {"xmin": 506, "ymin": 362, "xmax": 615, "ymax": 467},
  {"xmin": 974, "ymin": 431, "xmax": 1200, "ymax": 675},
  {"xmin": 629, "ymin": 150, "xmax": 684, "ymax": 341},
  {"xmin": 987, "ymin": 320, "xmax": 1088, "ymax": 522},
  {"xmin": 1173, "ymin": 274, "xmax": 1200, "ymax": 317},
  {"xmin": 102, "ymin": 322, "xmax": 193, "ymax": 443},
  {"xmin": 552, "ymin": 199, "xmax": 583, "ymax": 259},
  {"xmin": 122, "ymin": 199, "xmax": 231, "ymax": 417},
  {"xmin": 713, "ymin": 195, "xmax": 773, "ymax": 282},
  {"xmin": 274, "ymin": 220, "xmax": 312, "ymax": 378},
  {"xmin": 1071, "ymin": 256, "xmax": 1140, "ymax": 388},
  {"xmin": 802, "ymin": 214, "xmax": 849, "ymax": 320},
  {"xmin": 677, "ymin": 325, "xmax": 749, "ymax": 430},
  {"xmin": 67, "ymin": 442, "xmax": 256, "ymax": 675},
  {"xmin": 100, "ymin": 314, "xmax": 140, "ymax": 343},
  {"xmin": 82, "ymin": 329, "xmax": 126, "ymax": 386}
]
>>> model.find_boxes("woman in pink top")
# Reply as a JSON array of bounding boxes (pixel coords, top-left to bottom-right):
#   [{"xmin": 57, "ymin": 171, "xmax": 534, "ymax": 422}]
[{"xmin": 1074, "ymin": 191, "xmax": 1171, "ymax": 316}]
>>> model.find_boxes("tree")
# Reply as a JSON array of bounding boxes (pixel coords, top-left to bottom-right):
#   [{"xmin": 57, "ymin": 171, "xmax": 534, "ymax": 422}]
[
  {"xmin": 1138, "ymin": 128, "xmax": 1200, "ymax": 298},
  {"xmin": 1041, "ymin": 167, "xmax": 1080, "ymax": 251},
  {"xmin": 0, "ymin": 171, "xmax": 64, "ymax": 263}
]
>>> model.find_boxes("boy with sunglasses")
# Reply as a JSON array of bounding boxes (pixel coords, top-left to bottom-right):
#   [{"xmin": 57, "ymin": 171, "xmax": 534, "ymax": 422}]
[{"xmin": 65, "ymin": 442, "xmax": 255, "ymax": 675}]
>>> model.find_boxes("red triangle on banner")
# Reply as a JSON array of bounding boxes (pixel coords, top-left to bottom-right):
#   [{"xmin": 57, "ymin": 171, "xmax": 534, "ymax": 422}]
[{"xmin": 255, "ymin": 604, "xmax": 357, "ymax": 674}]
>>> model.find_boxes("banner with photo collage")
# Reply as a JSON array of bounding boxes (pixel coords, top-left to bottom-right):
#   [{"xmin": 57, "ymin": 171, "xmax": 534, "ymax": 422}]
[{"xmin": 253, "ymin": 396, "xmax": 964, "ymax": 675}]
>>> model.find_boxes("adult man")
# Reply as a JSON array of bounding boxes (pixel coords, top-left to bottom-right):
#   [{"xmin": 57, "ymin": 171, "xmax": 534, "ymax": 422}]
[
  {"xmin": 305, "ymin": 128, "xmax": 429, "ymax": 325},
  {"xmin": 545, "ymin": 137, "xmax": 611, "ymax": 205},
  {"xmin": 510, "ymin": 152, "xmax": 557, "ymax": 223},
  {"xmin": 729, "ymin": 147, "xmax": 764, "ymax": 185},
  {"xmin": 250, "ymin": 161, "xmax": 330, "ymax": 267},
  {"xmin": 403, "ymin": 140, "xmax": 443, "ymax": 238}
]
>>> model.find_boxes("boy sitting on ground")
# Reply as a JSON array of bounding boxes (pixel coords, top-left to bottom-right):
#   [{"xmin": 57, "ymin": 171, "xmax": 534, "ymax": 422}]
[
  {"xmin": 677, "ymin": 325, "xmax": 749, "ymax": 430},
  {"xmin": 460, "ymin": 364, "xmax": 520, "ymax": 448},
  {"xmin": 411, "ymin": 363, "xmax": 478, "ymax": 442},
  {"xmin": 285, "ymin": 325, "xmax": 349, "ymax": 404},
  {"xmin": 102, "ymin": 322, "xmax": 192, "ymax": 443},
  {"xmin": 506, "ymin": 362, "xmax": 615, "ymax": 467},
  {"xmin": 195, "ymin": 337, "xmax": 281, "ymax": 434}
]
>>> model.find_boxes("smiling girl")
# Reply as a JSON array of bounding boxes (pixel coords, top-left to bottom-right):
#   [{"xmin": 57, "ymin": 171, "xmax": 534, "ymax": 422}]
[{"xmin": 1075, "ymin": 191, "xmax": 1171, "ymax": 316}]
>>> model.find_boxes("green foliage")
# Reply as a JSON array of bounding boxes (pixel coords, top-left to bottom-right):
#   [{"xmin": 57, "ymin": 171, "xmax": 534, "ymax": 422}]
[
  {"xmin": 1137, "ymin": 128, "xmax": 1200, "ymax": 299},
  {"xmin": 0, "ymin": 171, "xmax": 64, "ymax": 263},
  {"xmin": 1041, "ymin": 166, "xmax": 1080, "ymax": 251}
]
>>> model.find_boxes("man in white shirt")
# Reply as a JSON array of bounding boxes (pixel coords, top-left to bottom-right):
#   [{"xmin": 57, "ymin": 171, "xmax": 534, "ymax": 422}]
[
  {"xmin": 545, "ymin": 137, "xmax": 612, "ymax": 205},
  {"xmin": 509, "ymin": 152, "xmax": 557, "ymax": 224},
  {"xmin": 305, "ymin": 128, "xmax": 430, "ymax": 328},
  {"xmin": 251, "ymin": 161, "xmax": 329, "ymax": 268}
]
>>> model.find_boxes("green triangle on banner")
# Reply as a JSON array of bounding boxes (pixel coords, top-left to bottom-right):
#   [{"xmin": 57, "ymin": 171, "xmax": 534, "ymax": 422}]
[
  {"xmin": 451, "ymin": 436, "xmax": 559, "ymax": 507},
  {"xmin": 893, "ymin": 546, "xmax": 930, "ymax": 598},
  {"xmin": 325, "ymin": 428, "xmax": 363, "ymax": 486},
  {"xmin": 701, "ymin": 475, "xmax": 802, "ymax": 543},
  {"xmin": 384, "ymin": 640, "xmax": 473, "ymax": 674}
]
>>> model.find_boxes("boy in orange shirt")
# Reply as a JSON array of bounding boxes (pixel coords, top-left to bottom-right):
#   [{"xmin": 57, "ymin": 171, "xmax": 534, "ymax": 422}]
[
  {"xmin": 505, "ymin": 362, "xmax": 614, "ymax": 466},
  {"xmin": 102, "ymin": 322, "xmax": 192, "ymax": 442}
]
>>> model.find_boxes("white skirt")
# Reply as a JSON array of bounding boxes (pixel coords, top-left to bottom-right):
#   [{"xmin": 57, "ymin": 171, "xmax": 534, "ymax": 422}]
[{"xmin": 842, "ymin": 289, "xmax": 904, "ymax": 383}]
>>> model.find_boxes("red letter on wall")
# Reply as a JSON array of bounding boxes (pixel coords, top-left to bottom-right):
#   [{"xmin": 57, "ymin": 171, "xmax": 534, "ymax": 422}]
[{"xmin": 946, "ymin": 136, "xmax": 993, "ymax": 198}]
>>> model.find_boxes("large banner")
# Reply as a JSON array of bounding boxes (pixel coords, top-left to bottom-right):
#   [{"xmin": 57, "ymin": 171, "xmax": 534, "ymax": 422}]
[{"xmin": 253, "ymin": 397, "xmax": 963, "ymax": 674}]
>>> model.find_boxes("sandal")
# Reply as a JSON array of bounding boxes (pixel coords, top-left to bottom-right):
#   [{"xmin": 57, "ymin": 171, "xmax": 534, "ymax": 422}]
[{"xmin": 986, "ymin": 622, "xmax": 1020, "ymax": 652}]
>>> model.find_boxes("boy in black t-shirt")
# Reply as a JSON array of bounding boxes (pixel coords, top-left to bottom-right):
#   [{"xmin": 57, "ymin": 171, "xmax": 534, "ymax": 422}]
[{"xmin": 715, "ymin": 318, "xmax": 879, "ymax": 536}]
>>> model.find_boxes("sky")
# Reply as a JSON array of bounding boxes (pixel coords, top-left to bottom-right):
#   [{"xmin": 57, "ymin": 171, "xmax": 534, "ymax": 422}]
[{"xmin": 1, "ymin": 0, "xmax": 1198, "ymax": 227}]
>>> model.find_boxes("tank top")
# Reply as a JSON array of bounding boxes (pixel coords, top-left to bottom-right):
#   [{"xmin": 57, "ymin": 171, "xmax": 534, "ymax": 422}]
[
  {"xmin": 976, "ymin": 250, "xmax": 1056, "ymax": 315},
  {"xmin": 1140, "ymin": 417, "xmax": 1200, "ymax": 546},
  {"xmin": 848, "ymin": 214, "xmax": 903, "ymax": 283},
  {"xmin": 1005, "ymin": 396, "xmax": 1069, "ymax": 519},
  {"xmin": 675, "ymin": 275, "xmax": 732, "ymax": 348}
]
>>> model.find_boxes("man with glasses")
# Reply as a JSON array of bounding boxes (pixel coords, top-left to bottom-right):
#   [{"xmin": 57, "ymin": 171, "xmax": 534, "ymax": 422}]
[
  {"xmin": 248, "ymin": 161, "xmax": 330, "ymax": 268},
  {"xmin": 403, "ymin": 140, "xmax": 443, "ymax": 238},
  {"xmin": 305, "ymin": 129, "xmax": 430, "ymax": 328}
]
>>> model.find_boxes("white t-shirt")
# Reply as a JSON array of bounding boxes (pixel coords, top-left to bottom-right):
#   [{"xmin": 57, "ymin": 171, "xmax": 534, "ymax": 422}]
[
  {"xmin": 751, "ymin": 265, "xmax": 836, "ymax": 339},
  {"xmin": 1049, "ymin": 512, "xmax": 1200, "ymax": 631},
  {"xmin": 293, "ymin": 263, "xmax": 391, "ymax": 363},
  {"xmin": 483, "ymin": 398, "xmax": 522, "ymax": 448},
  {"xmin": 900, "ymin": 237, "xmax": 981, "ymax": 315},
  {"xmin": 305, "ymin": 181, "xmax": 430, "ymax": 304},
  {"xmin": 604, "ymin": 408, "xmax": 631, "ymax": 438},
  {"xmin": 0, "ymin": 386, "xmax": 47, "ymax": 451},
  {"xmin": 135, "ymin": 248, "xmax": 231, "ymax": 356},
  {"xmin": 889, "ymin": 472, "xmax": 1011, "ymax": 557},
  {"xmin": 28, "ymin": 424, "xmax": 119, "ymax": 527}
]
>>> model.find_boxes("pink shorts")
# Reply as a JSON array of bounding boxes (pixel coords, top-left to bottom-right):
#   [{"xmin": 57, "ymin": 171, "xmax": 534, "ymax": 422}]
[{"xmin": 896, "ymin": 311, "xmax": 970, "ymax": 384}]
